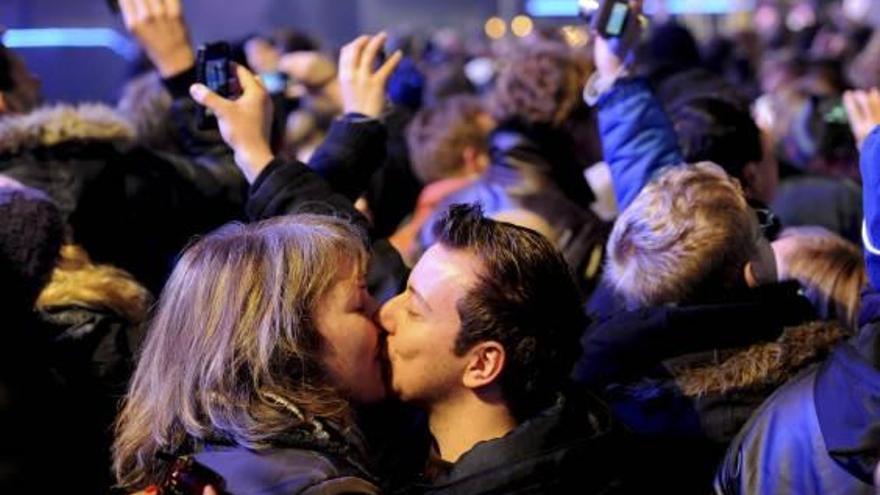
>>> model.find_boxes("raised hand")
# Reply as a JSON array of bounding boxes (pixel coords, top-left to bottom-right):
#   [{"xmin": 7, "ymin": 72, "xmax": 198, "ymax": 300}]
[
  {"xmin": 592, "ymin": 0, "xmax": 644, "ymax": 79},
  {"xmin": 843, "ymin": 88, "xmax": 880, "ymax": 150},
  {"xmin": 337, "ymin": 32, "xmax": 403, "ymax": 118},
  {"xmin": 119, "ymin": 0, "xmax": 194, "ymax": 77},
  {"xmin": 189, "ymin": 64, "xmax": 274, "ymax": 183}
]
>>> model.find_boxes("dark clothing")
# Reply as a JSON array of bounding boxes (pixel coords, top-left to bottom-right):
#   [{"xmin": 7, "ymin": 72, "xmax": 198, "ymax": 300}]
[
  {"xmin": 0, "ymin": 105, "xmax": 247, "ymax": 293},
  {"xmin": 574, "ymin": 283, "xmax": 818, "ymax": 493},
  {"xmin": 715, "ymin": 322, "xmax": 880, "ymax": 494},
  {"xmin": 195, "ymin": 444, "xmax": 379, "ymax": 495},
  {"xmin": 247, "ymin": 155, "xmax": 408, "ymax": 304},
  {"xmin": 364, "ymin": 105, "xmax": 423, "ymax": 239},
  {"xmin": 399, "ymin": 392, "xmax": 629, "ymax": 495},
  {"xmin": 418, "ymin": 121, "xmax": 609, "ymax": 292}
]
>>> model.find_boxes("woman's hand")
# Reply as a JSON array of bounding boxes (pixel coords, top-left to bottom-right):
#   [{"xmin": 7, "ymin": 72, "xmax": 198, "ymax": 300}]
[
  {"xmin": 337, "ymin": 32, "xmax": 403, "ymax": 118},
  {"xmin": 120, "ymin": 0, "xmax": 195, "ymax": 78},
  {"xmin": 189, "ymin": 64, "xmax": 275, "ymax": 183},
  {"xmin": 844, "ymin": 88, "xmax": 880, "ymax": 150}
]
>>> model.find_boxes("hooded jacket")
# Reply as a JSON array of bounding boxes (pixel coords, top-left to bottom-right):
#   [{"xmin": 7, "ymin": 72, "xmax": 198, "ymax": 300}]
[
  {"xmin": 714, "ymin": 321, "xmax": 880, "ymax": 494},
  {"xmin": 0, "ymin": 103, "xmax": 246, "ymax": 292}
]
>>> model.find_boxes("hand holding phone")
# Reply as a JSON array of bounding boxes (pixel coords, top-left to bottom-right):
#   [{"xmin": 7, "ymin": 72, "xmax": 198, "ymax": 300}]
[
  {"xmin": 196, "ymin": 42, "xmax": 238, "ymax": 129},
  {"xmin": 190, "ymin": 64, "xmax": 275, "ymax": 183}
]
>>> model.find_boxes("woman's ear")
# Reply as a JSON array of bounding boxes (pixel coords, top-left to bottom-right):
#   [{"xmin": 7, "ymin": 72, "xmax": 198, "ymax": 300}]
[{"xmin": 461, "ymin": 341, "xmax": 505, "ymax": 390}]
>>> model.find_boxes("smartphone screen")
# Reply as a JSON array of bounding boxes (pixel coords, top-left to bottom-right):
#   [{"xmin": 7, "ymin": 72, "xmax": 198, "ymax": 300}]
[
  {"xmin": 605, "ymin": 3, "xmax": 630, "ymax": 36},
  {"xmin": 196, "ymin": 42, "xmax": 233, "ymax": 128}
]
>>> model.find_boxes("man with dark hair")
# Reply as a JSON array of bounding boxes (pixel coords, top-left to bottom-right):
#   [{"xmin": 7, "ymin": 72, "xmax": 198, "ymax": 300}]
[
  {"xmin": 380, "ymin": 203, "xmax": 625, "ymax": 493},
  {"xmin": 668, "ymin": 95, "xmax": 779, "ymax": 207}
]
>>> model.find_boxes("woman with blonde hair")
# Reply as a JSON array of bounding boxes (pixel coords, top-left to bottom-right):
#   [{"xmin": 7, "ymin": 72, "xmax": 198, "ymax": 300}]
[{"xmin": 113, "ymin": 214, "xmax": 386, "ymax": 494}]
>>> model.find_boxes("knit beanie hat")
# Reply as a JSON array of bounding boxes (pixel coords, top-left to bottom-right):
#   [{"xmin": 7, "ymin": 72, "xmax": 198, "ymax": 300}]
[{"xmin": 0, "ymin": 183, "xmax": 64, "ymax": 308}]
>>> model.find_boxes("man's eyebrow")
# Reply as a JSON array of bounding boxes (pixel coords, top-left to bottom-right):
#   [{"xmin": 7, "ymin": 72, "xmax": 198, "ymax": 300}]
[{"xmin": 407, "ymin": 284, "xmax": 432, "ymax": 313}]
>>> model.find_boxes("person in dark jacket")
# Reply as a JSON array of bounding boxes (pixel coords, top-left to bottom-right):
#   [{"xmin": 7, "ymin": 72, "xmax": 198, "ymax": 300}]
[
  {"xmin": 578, "ymin": 18, "xmax": 830, "ymax": 491},
  {"xmin": 715, "ymin": 87, "xmax": 880, "ymax": 495},
  {"xmin": 0, "ymin": 41, "xmax": 246, "ymax": 295}
]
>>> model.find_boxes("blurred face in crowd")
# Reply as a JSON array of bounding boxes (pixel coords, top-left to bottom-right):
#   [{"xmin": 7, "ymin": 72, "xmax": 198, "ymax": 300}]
[
  {"xmin": 315, "ymin": 265, "xmax": 387, "ymax": 403},
  {"xmin": 0, "ymin": 47, "xmax": 41, "ymax": 115},
  {"xmin": 244, "ymin": 37, "xmax": 281, "ymax": 74},
  {"xmin": 379, "ymin": 244, "xmax": 482, "ymax": 406}
]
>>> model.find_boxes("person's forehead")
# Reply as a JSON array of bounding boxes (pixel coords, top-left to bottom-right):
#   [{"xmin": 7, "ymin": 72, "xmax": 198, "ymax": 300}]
[{"xmin": 409, "ymin": 244, "xmax": 481, "ymax": 301}]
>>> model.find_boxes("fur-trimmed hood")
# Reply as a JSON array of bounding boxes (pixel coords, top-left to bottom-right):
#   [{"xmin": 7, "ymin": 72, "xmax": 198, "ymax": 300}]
[
  {"xmin": 0, "ymin": 103, "xmax": 135, "ymax": 155},
  {"xmin": 671, "ymin": 320, "xmax": 848, "ymax": 397}
]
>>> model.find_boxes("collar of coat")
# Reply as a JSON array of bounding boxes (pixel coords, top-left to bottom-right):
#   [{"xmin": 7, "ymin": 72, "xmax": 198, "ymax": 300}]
[{"xmin": 0, "ymin": 103, "xmax": 135, "ymax": 155}]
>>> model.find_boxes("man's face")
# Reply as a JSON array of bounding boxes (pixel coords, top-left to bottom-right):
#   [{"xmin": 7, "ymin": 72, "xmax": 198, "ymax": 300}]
[{"xmin": 379, "ymin": 244, "xmax": 482, "ymax": 406}]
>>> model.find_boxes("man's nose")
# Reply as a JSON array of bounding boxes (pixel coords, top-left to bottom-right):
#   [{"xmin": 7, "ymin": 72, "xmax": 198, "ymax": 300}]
[{"xmin": 378, "ymin": 296, "xmax": 398, "ymax": 335}]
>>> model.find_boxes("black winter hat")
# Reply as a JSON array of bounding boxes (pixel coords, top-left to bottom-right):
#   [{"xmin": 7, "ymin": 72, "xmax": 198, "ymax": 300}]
[{"xmin": 0, "ymin": 183, "xmax": 64, "ymax": 308}]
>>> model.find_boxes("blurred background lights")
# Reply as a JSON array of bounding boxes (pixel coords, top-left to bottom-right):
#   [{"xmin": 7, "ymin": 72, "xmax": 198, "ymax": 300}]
[
  {"xmin": 511, "ymin": 15, "xmax": 535, "ymax": 37},
  {"xmin": 484, "ymin": 16, "xmax": 507, "ymax": 39}
]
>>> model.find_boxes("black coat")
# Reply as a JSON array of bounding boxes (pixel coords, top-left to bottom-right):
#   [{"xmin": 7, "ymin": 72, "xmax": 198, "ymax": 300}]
[
  {"xmin": 398, "ymin": 391, "xmax": 631, "ymax": 495},
  {"xmin": 0, "ymin": 104, "xmax": 247, "ymax": 293}
]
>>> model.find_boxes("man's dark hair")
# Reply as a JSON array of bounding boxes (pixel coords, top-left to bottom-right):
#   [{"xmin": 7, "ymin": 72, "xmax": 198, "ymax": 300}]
[
  {"xmin": 433, "ymin": 203, "xmax": 587, "ymax": 420},
  {"xmin": 670, "ymin": 96, "xmax": 763, "ymax": 183},
  {"xmin": 0, "ymin": 43, "xmax": 15, "ymax": 92}
]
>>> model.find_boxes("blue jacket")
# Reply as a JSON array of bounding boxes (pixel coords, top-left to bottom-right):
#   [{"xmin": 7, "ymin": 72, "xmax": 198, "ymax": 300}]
[
  {"xmin": 715, "ymin": 125, "xmax": 880, "ymax": 495},
  {"xmin": 596, "ymin": 78, "xmax": 684, "ymax": 210}
]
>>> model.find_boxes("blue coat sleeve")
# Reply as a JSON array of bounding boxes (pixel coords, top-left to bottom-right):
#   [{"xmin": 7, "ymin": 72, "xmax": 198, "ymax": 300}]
[
  {"xmin": 861, "ymin": 127, "xmax": 880, "ymax": 290},
  {"xmin": 597, "ymin": 78, "xmax": 683, "ymax": 211}
]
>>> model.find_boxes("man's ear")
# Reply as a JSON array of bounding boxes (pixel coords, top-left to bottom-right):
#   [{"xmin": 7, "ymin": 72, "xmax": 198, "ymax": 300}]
[{"xmin": 461, "ymin": 341, "xmax": 505, "ymax": 389}]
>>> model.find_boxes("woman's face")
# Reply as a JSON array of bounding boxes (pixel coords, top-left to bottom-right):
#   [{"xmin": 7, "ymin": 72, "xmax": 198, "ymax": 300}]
[{"xmin": 314, "ymin": 267, "xmax": 387, "ymax": 404}]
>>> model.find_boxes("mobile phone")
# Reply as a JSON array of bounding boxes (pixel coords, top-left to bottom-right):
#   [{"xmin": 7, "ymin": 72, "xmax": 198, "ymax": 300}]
[
  {"xmin": 196, "ymin": 42, "xmax": 234, "ymax": 129},
  {"xmin": 589, "ymin": 0, "xmax": 632, "ymax": 38}
]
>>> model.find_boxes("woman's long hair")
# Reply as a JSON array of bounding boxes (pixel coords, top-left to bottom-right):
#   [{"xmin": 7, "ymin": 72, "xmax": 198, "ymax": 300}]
[{"xmin": 113, "ymin": 215, "xmax": 368, "ymax": 490}]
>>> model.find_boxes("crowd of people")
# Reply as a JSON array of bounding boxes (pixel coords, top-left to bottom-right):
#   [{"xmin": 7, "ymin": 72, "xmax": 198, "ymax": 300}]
[{"xmin": 3, "ymin": 0, "xmax": 880, "ymax": 492}]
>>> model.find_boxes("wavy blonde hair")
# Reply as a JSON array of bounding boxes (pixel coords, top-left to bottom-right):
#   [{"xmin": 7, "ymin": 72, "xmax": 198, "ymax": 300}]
[
  {"xmin": 113, "ymin": 215, "xmax": 368, "ymax": 490},
  {"xmin": 606, "ymin": 162, "xmax": 757, "ymax": 308}
]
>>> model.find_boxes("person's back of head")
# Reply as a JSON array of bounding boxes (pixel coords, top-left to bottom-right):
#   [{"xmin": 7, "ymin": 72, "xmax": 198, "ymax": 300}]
[
  {"xmin": 488, "ymin": 40, "xmax": 587, "ymax": 128},
  {"xmin": 113, "ymin": 215, "xmax": 369, "ymax": 491},
  {"xmin": 434, "ymin": 204, "xmax": 586, "ymax": 421},
  {"xmin": 606, "ymin": 162, "xmax": 759, "ymax": 309},
  {"xmin": 406, "ymin": 95, "xmax": 490, "ymax": 185},
  {"xmin": 670, "ymin": 97, "xmax": 763, "ymax": 184}
]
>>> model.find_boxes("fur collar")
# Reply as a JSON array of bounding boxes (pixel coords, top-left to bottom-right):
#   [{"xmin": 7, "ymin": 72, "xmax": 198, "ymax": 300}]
[
  {"xmin": 0, "ymin": 103, "xmax": 135, "ymax": 155},
  {"xmin": 671, "ymin": 321, "xmax": 848, "ymax": 397}
]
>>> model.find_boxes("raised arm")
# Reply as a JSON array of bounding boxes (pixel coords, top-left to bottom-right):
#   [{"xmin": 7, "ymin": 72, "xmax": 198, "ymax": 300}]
[
  {"xmin": 590, "ymin": 1, "xmax": 683, "ymax": 210},
  {"xmin": 844, "ymin": 88, "xmax": 880, "ymax": 295}
]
